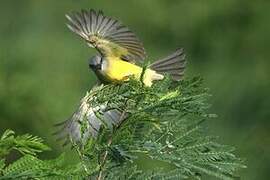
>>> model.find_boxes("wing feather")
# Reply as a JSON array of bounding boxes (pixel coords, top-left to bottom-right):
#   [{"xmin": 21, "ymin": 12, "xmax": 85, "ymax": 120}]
[{"xmin": 66, "ymin": 9, "xmax": 146, "ymax": 63}]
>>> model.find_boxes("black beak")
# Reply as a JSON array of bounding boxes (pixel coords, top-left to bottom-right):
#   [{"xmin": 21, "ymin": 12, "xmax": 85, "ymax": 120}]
[{"xmin": 89, "ymin": 63, "xmax": 101, "ymax": 70}]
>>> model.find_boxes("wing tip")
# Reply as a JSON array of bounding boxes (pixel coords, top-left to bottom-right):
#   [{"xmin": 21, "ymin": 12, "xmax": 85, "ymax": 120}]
[{"xmin": 66, "ymin": 9, "xmax": 146, "ymax": 62}]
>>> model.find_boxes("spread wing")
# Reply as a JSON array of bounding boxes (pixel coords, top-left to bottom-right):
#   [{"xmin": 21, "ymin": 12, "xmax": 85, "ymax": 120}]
[
  {"xmin": 54, "ymin": 88, "xmax": 127, "ymax": 146},
  {"xmin": 66, "ymin": 9, "xmax": 146, "ymax": 63},
  {"xmin": 54, "ymin": 107, "xmax": 125, "ymax": 146}
]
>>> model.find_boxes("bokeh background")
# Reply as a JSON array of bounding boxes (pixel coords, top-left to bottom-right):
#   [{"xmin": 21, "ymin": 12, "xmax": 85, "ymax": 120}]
[{"xmin": 0, "ymin": 0, "xmax": 269, "ymax": 179}]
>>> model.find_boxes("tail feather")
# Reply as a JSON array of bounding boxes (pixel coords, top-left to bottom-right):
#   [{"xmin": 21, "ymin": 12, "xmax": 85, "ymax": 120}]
[{"xmin": 150, "ymin": 48, "xmax": 186, "ymax": 81}]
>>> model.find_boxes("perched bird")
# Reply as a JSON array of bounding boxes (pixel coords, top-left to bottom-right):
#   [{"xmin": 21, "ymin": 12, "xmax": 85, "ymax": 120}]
[
  {"xmin": 66, "ymin": 9, "xmax": 186, "ymax": 86},
  {"xmin": 55, "ymin": 9, "xmax": 187, "ymax": 145}
]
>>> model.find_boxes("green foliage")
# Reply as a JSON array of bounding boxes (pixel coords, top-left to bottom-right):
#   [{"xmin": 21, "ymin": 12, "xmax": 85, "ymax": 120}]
[
  {"xmin": 0, "ymin": 130, "xmax": 85, "ymax": 179},
  {"xmin": 79, "ymin": 77, "xmax": 245, "ymax": 179},
  {"xmin": 1, "ymin": 154, "xmax": 86, "ymax": 180},
  {"xmin": 0, "ymin": 129, "xmax": 50, "ymax": 157},
  {"xmin": 0, "ymin": 78, "xmax": 245, "ymax": 179}
]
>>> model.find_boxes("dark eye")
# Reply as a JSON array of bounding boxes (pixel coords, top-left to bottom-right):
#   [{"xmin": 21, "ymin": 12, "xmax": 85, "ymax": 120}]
[
  {"xmin": 97, "ymin": 64, "xmax": 102, "ymax": 70},
  {"xmin": 89, "ymin": 63, "xmax": 101, "ymax": 70},
  {"xmin": 89, "ymin": 63, "xmax": 95, "ymax": 68}
]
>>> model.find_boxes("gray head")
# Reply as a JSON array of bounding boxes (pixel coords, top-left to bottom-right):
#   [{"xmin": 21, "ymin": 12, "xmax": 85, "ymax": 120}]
[{"xmin": 89, "ymin": 55, "xmax": 102, "ymax": 71}]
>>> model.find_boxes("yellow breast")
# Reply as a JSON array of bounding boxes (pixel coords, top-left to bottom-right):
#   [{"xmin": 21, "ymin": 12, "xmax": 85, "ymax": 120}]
[
  {"xmin": 102, "ymin": 57, "xmax": 164, "ymax": 86},
  {"xmin": 105, "ymin": 59, "xmax": 142, "ymax": 81}
]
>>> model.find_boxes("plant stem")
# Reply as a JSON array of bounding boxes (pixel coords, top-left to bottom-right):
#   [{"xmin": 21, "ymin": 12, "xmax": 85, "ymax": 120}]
[
  {"xmin": 96, "ymin": 110, "xmax": 127, "ymax": 180},
  {"xmin": 97, "ymin": 138, "xmax": 112, "ymax": 180}
]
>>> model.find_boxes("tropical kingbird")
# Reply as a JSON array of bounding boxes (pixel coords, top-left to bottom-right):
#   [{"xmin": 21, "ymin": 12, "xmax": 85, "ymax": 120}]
[
  {"xmin": 66, "ymin": 9, "xmax": 186, "ymax": 86},
  {"xmin": 55, "ymin": 9, "xmax": 187, "ymax": 145}
]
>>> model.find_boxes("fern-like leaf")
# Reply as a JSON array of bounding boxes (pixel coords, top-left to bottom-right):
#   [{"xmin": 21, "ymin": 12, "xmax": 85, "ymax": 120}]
[{"xmin": 0, "ymin": 130, "xmax": 50, "ymax": 157}]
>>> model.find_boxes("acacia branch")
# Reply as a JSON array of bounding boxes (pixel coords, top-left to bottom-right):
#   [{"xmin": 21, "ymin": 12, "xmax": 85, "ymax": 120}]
[{"xmin": 97, "ymin": 109, "xmax": 127, "ymax": 180}]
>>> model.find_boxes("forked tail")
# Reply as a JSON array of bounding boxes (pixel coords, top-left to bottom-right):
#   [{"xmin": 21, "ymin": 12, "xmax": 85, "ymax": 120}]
[{"xmin": 150, "ymin": 48, "xmax": 186, "ymax": 81}]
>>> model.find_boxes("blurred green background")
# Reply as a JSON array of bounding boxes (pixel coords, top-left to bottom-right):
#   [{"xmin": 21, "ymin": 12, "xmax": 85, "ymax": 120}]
[{"xmin": 0, "ymin": 0, "xmax": 269, "ymax": 179}]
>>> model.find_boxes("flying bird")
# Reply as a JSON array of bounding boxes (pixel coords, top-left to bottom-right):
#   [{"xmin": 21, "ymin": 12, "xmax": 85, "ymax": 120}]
[
  {"xmin": 55, "ymin": 9, "xmax": 187, "ymax": 145},
  {"xmin": 66, "ymin": 9, "xmax": 186, "ymax": 87}
]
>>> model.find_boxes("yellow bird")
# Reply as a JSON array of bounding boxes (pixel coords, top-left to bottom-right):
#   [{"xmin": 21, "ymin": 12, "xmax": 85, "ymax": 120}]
[
  {"xmin": 66, "ymin": 9, "xmax": 186, "ymax": 86},
  {"xmin": 55, "ymin": 9, "xmax": 187, "ymax": 144}
]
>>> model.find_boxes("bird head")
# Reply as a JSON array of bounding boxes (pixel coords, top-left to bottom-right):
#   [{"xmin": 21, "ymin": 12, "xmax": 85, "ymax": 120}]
[{"xmin": 89, "ymin": 55, "xmax": 102, "ymax": 71}]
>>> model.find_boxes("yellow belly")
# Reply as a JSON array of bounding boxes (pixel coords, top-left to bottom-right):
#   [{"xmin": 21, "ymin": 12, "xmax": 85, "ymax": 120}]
[
  {"xmin": 102, "ymin": 57, "xmax": 163, "ymax": 86},
  {"xmin": 105, "ymin": 59, "xmax": 142, "ymax": 81}
]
